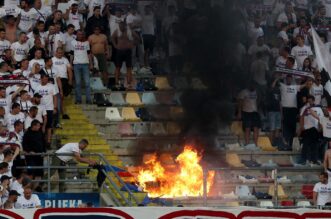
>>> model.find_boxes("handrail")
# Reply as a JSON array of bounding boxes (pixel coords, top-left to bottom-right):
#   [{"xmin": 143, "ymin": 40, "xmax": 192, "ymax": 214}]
[
  {"xmin": 16, "ymin": 152, "xmax": 140, "ymax": 206},
  {"xmin": 202, "ymin": 166, "xmax": 323, "ymax": 208}
]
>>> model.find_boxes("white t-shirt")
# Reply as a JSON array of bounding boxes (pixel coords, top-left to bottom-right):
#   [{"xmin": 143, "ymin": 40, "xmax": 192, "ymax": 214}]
[
  {"xmin": 10, "ymin": 42, "xmax": 29, "ymax": 62},
  {"xmin": 71, "ymin": 40, "xmax": 90, "ymax": 64},
  {"xmin": 31, "ymin": 7, "xmax": 51, "ymax": 22},
  {"xmin": 320, "ymin": 116, "xmax": 331, "ymax": 138},
  {"xmin": 0, "ymin": 40, "xmax": 11, "ymax": 55},
  {"xmin": 4, "ymin": 0, "xmax": 18, "ymax": 6},
  {"xmin": 126, "ymin": 13, "xmax": 143, "ymax": 32},
  {"xmin": 42, "ymin": 67, "xmax": 60, "ymax": 93},
  {"xmin": 85, "ymin": 0, "xmax": 104, "ymax": 18},
  {"xmin": 237, "ymin": 89, "xmax": 258, "ymax": 113},
  {"xmin": 52, "ymin": 57, "xmax": 70, "ymax": 79},
  {"xmin": 248, "ymin": 44, "xmax": 270, "ymax": 62},
  {"xmin": 0, "ymin": 96, "xmax": 12, "ymax": 114},
  {"xmin": 0, "ymin": 6, "xmax": 21, "ymax": 18},
  {"xmin": 300, "ymin": 105, "xmax": 323, "ymax": 130},
  {"xmin": 56, "ymin": 142, "xmax": 81, "ymax": 162},
  {"xmin": 323, "ymin": 0, "xmax": 331, "ymax": 18},
  {"xmin": 68, "ymin": 12, "xmax": 83, "ymax": 31},
  {"xmin": 10, "ymin": 180, "xmax": 23, "ymax": 195},
  {"xmin": 24, "ymin": 115, "xmax": 34, "ymax": 129},
  {"xmin": 32, "ymin": 104, "xmax": 46, "ymax": 124},
  {"xmin": 16, "ymin": 100, "xmax": 32, "ymax": 113},
  {"xmin": 280, "ymin": 83, "xmax": 301, "ymax": 108},
  {"xmin": 248, "ymin": 25, "xmax": 264, "ymax": 44},
  {"xmin": 277, "ymin": 12, "xmax": 297, "ymax": 24},
  {"xmin": 142, "ymin": 13, "xmax": 155, "ymax": 35},
  {"xmin": 47, "ymin": 33, "xmax": 64, "ymax": 57},
  {"xmin": 291, "ymin": 45, "xmax": 313, "ymax": 70},
  {"xmin": 28, "ymin": 59, "xmax": 45, "ymax": 70},
  {"xmin": 15, "ymin": 194, "xmax": 41, "ymax": 209},
  {"xmin": 313, "ymin": 182, "xmax": 331, "ymax": 206},
  {"xmin": 4, "ymin": 112, "xmax": 25, "ymax": 132},
  {"xmin": 275, "ymin": 56, "xmax": 287, "ymax": 68},
  {"xmin": 278, "ymin": 30, "xmax": 288, "ymax": 42},
  {"xmin": 109, "ymin": 15, "xmax": 124, "ymax": 36},
  {"xmin": 311, "ymin": 84, "xmax": 324, "ymax": 105},
  {"xmin": 18, "ymin": 9, "xmax": 37, "ymax": 32},
  {"xmin": 63, "ymin": 32, "xmax": 75, "ymax": 53},
  {"xmin": 250, "ymin": 59, "xmax": 269, "ymax": 86},
  {"xmin": 28, "ymin": 74, "xmax": 41, "ymax": 92},
  {"xmin": 34, "ymin": 83, "xmax": 57, "ymax": 111}
]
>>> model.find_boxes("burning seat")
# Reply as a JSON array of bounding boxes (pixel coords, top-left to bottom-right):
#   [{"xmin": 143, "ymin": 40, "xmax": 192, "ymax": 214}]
[
  {"xmin": 126, "ymin": 92, "xmax": 143, "ymax": 106},
  {"xmin": 109, "ymin": 93, "xmax": 126, "ymax": 106},
  {"xmin": 105, "ymin": 107, "xmax": 123, "ymax": 121}
]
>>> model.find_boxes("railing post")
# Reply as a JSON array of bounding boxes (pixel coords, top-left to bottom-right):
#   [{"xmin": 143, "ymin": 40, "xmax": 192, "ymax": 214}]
[
  {"xmin": 47, "ymin": 154, "xmax": 50, "ymax": 194},
  {"xmin": 273, "ymin": 168, "xmax": 278, "ymax": 207},
  {"xmin": 203, "ymin": 168, "xmax": 207, "ymax": 207}
]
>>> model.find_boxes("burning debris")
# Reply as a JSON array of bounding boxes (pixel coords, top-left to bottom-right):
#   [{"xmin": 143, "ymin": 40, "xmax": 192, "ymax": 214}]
[{"xmin": 136, "ymin": 146, "xmax": 215, "ymax": 198}]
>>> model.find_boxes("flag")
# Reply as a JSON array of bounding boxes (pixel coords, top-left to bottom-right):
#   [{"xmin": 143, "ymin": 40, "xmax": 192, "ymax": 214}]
[{"xmin": 311, "ymin": 25, "xmax": 331, "ymax": 95}]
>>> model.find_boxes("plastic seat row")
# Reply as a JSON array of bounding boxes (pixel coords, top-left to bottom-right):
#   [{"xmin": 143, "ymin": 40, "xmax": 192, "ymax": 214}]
[
  {"xmin": 90, "ymin": 76, "xmax": 173, "ymax": 91},
  {"xmin": 105, "ymin": 107, "xmax": 184, "ymax": 122},
  {"xmin": 117, "ymin": 122, "xmax": 181, "ymax": 136}
]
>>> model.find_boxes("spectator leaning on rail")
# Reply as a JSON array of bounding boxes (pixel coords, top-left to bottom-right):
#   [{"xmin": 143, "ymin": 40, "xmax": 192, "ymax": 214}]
[{"xmin": 50, "ymin": 139, "xmax": 96, "ymax": 192}]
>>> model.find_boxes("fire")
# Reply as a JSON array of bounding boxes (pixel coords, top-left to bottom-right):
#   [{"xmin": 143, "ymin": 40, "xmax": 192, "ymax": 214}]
[{"xmin": 136, "ymin": 146, "xmax": 215, "ymax": 198}]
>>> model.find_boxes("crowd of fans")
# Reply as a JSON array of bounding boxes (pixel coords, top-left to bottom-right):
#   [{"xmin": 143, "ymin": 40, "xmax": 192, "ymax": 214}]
[
  {"xmin": 0, "ymin": 0, "xmax": 187, "ymax": 209},
  {"xmin": 232, "ymin": 0, "xmax": 331, "ymax": 167}
]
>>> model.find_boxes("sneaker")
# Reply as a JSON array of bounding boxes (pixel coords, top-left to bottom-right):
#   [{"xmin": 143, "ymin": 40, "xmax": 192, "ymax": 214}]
[
  {"xmin": 55, "ymin": 124, "xmax": 62, "ymax": 129},
  {"xmin": 62, "ymin": 114, "xmax": 70, "ymax": 120}
]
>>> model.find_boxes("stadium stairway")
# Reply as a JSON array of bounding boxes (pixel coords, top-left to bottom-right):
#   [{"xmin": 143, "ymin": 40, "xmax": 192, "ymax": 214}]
[{"xmin": 53, "ymin": 96, "xmax": 147, "ymax": 206}]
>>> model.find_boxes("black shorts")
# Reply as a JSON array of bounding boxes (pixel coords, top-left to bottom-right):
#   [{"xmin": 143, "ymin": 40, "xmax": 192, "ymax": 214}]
[
  {"xmin": 242, "ymin": 112, "xmax": 261, "ymax": 129},
  {"xmin": 143, "ymin": 34, "xmax": 155, "ymax": 52},
  {"xmin": 115, "ymin": 49, "xmax": 132, "ymax": 68},
  {"xmin": 61, "ymin": 78, "xmax": 72, "ymax": 96},
  {"xmin": 46, "ymin": 110, "xmax": 53, "ymax": 128}
]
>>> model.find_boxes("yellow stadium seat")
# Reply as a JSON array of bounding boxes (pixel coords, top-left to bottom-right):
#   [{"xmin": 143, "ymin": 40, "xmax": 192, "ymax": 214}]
[
  {"xmin": 155, "ymin": 77, "xmax": 172, "ymax": 90},
  {"xmin": 125, "ymin": 92, "xmax": 143, "ymax": 106},
  {"xmin": 121, "ymin": 107, "xmax": 140, "ymax": 121},
  {"xmin": 257, "ymin": 137, "xmax": 277, "ymax": 151},
  {"xmin": 230, "ymin": 121, "xmax": 244, "ymax": 138},
  {"xmin": 268, "ymin": 185, "xmax": 287, "ymax": 199},
  {"xmin": 226, "ymin": 153, "xmax": 244, "ymax": 167}
]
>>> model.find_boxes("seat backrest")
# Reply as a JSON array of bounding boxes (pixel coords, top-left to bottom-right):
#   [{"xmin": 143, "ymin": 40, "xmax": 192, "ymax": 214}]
[
  {"xmin": 166, "ymin": 122, "xmax": 181, "ymax": 135},
  {"xmin": 155, "ymin": 77, "xmax": 172, "ymax": 90},
  {"xmin": 297, "ymin": 201, "xmax": 311, "ymax": 207},
  {"xmin": 260, "ymin": 201, "xmax": 274, "ymax": 207},
  {"xmin": 118, "ymin": 123, "xmax": 134, "ymax": 136},
  {"xmin": 105, "ymin": 107, "xmax": 122, "ymax": 121},
  {"xmin": 281, "ymin": 200, "xmax": 294, "ymax": 206},
  {"xmin": 174, "ymin": 77, "xmax": 189, "ymax": 89},
  {"xmin": 126, "ymin": 92, "xmax": 142, "ymax": 106},
  {"xmin": 156, "ymin": 93, "xmax": 174, "ymax": 105},
  {"xmin": 109, "ymin": 93, "xmax": 126, "ymax": 106},
  {"xmin": 90, "ymin": 77, "xmax": 106, "ymax": 90},
  {"xmin": 121, "ymin": 107, "xmax": 140, "ymax": 121},
  {"xmin": 235, "ymin": 185, "xmax": 251, "ymax": 197},
  {"xmin": 150, "ymin": 122, "xmax": 167, "ymax": 136},
  {"xmin": 142, "ymin": 92, "xmax": 158, "ymax": 105},
  {"xmin": 133, "ymin": 123, "xmax": 150, "ymax": 136}
]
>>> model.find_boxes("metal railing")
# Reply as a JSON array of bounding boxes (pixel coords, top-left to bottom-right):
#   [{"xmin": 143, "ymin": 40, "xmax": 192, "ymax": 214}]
[
  {"xmin": 202, "ymin": 166, "xmax": 323, "ymax": 208},
  {"xmin": 16, "ymin": 152, "xmax": 140, "ymax": 206}
]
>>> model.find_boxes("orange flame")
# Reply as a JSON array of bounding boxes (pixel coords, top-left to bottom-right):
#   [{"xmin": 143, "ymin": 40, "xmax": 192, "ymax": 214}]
[{"xmin": 137, "ymin": 146, "xmax": 215, "ymax": 198}]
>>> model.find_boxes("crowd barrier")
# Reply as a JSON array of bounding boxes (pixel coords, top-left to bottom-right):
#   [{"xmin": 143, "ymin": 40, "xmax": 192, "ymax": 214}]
[{"xmin": 4, "ymin": 207, "xmax": 331, "ymax": 219}]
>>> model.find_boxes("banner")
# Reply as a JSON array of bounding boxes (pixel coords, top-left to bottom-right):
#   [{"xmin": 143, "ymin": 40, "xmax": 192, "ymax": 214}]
[
  {"xmin": 38, "ymin": 193, "xmax": 100, "ymax": 208},
  {"xmin": 274, "ymin": 67, "xmax": 315, "ymax": 78},
  {"xmin": 2, "ymin": 207, "xmax": 331, "ymax": 219}
]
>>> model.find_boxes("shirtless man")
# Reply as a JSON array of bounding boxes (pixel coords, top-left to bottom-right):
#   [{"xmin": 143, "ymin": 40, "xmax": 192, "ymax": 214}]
[
  {"xmin": 111, "ymin": 21, "xmax": 139, "ymax": 89},
  {"xmin": 88, "ymin": 26, "xmax": 109, "ymax": 85}
]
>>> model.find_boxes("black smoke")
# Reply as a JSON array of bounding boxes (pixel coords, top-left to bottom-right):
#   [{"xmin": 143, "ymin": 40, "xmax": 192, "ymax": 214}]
[{"xmin": 177, "ymin": 1, "xmax": 248, "ymax": 149}]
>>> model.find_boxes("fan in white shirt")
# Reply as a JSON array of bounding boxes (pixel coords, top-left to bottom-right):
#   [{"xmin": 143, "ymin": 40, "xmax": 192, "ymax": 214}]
[
  {"xmin": 24, "ymin": 106, "xmax": 38, "ymax": 129},
  {"xmin": 109, "ymin": 11, "xmax": 125, "ymax": 36},
  {"xmin": 31, "ymin": 93, "xmax": 47, "ymax": 126},
  {"xmin": 16, "ymin": 90, "xmax": 33, "ymax": 113},
  {"xmin": 34, "ymin": 74, "xmax": 58, "ymax": 111},
  {"xmin": 0, "ymin": 29, "xmax": 11, "ymax": 56},
  {"xmin": 10, "ymin": 33, "xmax": 29, "ymax": 62},
  {"xmin": 31, "ymin": 0, "xmax": 51, "ymax": 22},
  {"xmin": 64, "ymin": 3, "xmax": 83, "ymax": 31},
  {"xmin": 0, "ymin": 86, "xmax": 23, "ymax": 114},
  {"xmin": 63, "ymin": 25, "xmax": 76, "ymax": 53},
  {"xmin": 5, "ymin": 104, "xmax": 25, "ymax": 132},
  {"xmin": 46, "ymin": 25, "xmax": 64, "ymax": 57},
  {"xmin": 28, "ymin": 50, "xmax": 45, "ymax": 70},
  {"xmin": 0, "ymin": 6, "xmax": 21, "ymax": 18},
  {"xmin": 84, "ymin": 0, "xmax": 104, "ymax": 18},
  {"xmin": 18, "ymin": 1, "xmax": 37, "ymax": 32},
  {"xmin": 313, "ymin": 172, "xmax": 331, "ymax": 206},
  {"xmin": 15, "ymin": 187, "xmax": 41, "ymax": 209},
  {"xmin": 291, "ymin": 35, "xmax": 313, "ymax": 70},
  {"xmin": 2, "ymin": 148, "xmax": 19, "ymax": 178}
]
